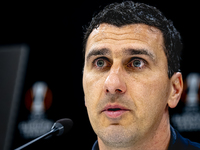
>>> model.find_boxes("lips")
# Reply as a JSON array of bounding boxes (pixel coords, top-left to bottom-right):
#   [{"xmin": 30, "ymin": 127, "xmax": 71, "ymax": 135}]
[{"xmin": 101, "ymin": 104, "xmax": 130, "ymax": 118}]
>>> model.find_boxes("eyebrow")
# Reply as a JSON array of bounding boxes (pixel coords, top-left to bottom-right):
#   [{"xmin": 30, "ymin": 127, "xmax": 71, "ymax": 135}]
[
  {"xmin": 123, "ymin": 48, "xmax": 155, "ymax": 61},
  {"xmin": 86, "ymin": 48, "xmax": 110, "ymax": 61},
  {"xmin": 86, "ymin": 48, "xmax": 155, "ymax": 62}
]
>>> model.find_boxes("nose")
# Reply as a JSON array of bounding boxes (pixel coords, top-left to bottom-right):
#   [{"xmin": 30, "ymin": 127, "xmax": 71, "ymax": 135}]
[{"xmin": 103, "ymin": 66, "xmax": 126, "ymax": 94}]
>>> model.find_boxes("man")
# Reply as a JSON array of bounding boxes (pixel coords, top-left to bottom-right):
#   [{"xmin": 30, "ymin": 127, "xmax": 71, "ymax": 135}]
[{"xmin": 82, "ymin": 1, "xmax": 200, "ymax": 150}]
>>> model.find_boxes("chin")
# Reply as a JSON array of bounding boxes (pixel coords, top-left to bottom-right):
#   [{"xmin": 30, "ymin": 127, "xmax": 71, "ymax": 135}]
[{"xmin": 97, "ymin": 124, "xmax": 138, "ymax": 148}]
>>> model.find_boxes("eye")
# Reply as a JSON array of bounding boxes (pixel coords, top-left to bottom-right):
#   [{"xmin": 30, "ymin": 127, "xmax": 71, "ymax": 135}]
[
  {"xmin": 133, "ymin": 60, "xmax": 143, "ymax": 68},
  {"xmin": 127, "ymin": 58, "xmax": 146, "ymax": 69},
  {"xmin": 96, "ymin": 59, "xmax": 105, "ymax": 67},
  {"xmin": 93, "ymin": 57, "xmax": 111, "ymax": 69}
]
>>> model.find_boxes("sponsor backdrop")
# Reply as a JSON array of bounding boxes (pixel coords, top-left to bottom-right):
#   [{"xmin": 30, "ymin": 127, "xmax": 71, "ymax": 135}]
[{"xmin": 0, "ymin": 0, "xmax": 199, "ymax": 149}]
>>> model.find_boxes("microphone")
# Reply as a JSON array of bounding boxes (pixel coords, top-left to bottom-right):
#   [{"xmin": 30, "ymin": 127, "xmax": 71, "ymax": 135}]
[{"xmin": 15, "ymin": 118, "xmax": 73, "ymax": 150}]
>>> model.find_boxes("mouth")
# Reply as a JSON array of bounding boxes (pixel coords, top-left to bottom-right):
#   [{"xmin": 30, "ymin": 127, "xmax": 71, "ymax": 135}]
[{"xmin": 101, "ymin": 104, "xmax": 130, "ymax": 118}]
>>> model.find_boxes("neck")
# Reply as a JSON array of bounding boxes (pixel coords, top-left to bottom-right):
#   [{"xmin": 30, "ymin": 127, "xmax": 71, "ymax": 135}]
[{"xmin": 98, "ymin": 108, "xmax": 171, "ymax": 150}]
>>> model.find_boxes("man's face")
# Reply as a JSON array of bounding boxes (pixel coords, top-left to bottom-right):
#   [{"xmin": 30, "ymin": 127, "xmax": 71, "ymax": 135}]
[{"xmin": 83, "ymin": 23, "xmax": 173, "ymax": 147}]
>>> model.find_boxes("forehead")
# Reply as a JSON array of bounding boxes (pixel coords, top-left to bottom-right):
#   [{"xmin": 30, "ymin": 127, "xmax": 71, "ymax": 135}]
[{"xmin": 85, "ymin": 23, "xmax": 164, "ymax": 57}]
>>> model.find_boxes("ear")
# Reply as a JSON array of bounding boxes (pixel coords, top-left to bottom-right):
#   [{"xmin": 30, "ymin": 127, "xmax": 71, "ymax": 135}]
[{"xmin": 168, "ymin": 72, "xmax": 183, "ymax": 108}]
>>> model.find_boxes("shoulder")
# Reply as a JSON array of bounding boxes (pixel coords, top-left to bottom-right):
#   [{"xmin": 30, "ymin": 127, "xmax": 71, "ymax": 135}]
[
  {"xmin": 171, "ymin": 127, "xmax": 200, "ymax": 150},
  {"xmin": 186, "ymin": 139, "xmax": 200, "ymax": 150}
]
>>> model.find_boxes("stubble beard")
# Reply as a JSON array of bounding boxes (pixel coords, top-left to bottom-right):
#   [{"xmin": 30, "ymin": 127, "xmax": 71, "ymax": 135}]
[{"xmin": 96, "ymin": 124, "xmax": 139, "ymax": 148}]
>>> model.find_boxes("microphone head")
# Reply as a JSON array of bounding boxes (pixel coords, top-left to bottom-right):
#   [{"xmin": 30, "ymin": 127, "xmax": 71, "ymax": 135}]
[{"xmin": 52, "ymin": 118, "xmax": 73, "ymax": 136}]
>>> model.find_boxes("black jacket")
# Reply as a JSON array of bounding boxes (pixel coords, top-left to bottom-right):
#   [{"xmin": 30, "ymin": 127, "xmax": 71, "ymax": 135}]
[{"xmin": 168, "ymin": 126, "xmax": 200, "ymax": 150}]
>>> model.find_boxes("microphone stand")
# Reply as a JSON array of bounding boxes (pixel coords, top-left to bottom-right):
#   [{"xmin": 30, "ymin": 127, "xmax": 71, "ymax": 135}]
[{"xmin": 14, "ymin": 128, "xmax": 59, "ymax": 150}]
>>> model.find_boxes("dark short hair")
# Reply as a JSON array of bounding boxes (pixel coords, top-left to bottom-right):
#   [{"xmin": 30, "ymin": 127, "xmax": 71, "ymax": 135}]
[{"xmin": 83, "ymin": 1, "xmax": 182, "ymax": 78}]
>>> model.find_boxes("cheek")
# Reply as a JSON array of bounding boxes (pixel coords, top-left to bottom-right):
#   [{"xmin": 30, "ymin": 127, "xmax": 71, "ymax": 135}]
[
  {"xmin": 83, "ymin": 71, "xmax": 106, "ymax": 131},
  {"xmin": 83, "ymin": 71, "xmax": 105, "ymax": 108},
  {"xmin": 128, "ymin": 75, "xmax": 170, "ymax": 120}
]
